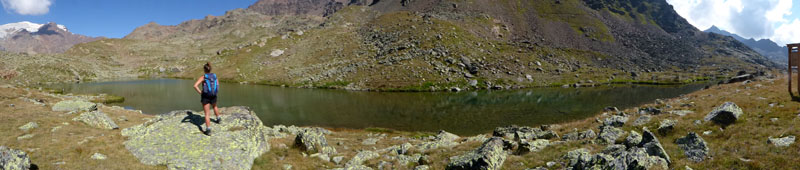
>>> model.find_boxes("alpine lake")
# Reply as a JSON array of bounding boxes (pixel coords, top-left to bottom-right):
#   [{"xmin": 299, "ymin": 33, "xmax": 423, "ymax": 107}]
[{"xmin": 47, "ymin": 79, "xmax": 709, "ymax": 135}]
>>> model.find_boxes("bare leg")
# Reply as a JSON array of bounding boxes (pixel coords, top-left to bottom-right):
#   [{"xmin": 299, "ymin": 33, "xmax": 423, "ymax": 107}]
[
  {"xmin": 203, "ymin": 103, "xmax": 211, "ymax": 128},
  {"xmin": 212, "ymin": 103, "xmax": 220, "ymax": 118}
]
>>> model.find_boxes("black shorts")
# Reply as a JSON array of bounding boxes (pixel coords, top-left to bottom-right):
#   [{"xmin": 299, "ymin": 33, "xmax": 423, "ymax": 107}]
[{"xmin": 201, "ymin": 93, "xmax": 217, "ymax": 105}]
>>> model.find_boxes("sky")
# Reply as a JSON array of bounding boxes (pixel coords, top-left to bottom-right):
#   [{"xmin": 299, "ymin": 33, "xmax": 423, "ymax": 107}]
[
  {"xmin": 666, "ymin": 0, "xmax": 800, "ymax": 46},
  {"xmin": 0, "ymin": 0, "xmax": 257, "ymax": 38}
]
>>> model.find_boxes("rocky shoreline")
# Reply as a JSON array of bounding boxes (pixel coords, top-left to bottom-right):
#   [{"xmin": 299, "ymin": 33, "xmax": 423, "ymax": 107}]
[{"xmin": 0, "ymin": 72, "xmax": 798, "ymax": 169}]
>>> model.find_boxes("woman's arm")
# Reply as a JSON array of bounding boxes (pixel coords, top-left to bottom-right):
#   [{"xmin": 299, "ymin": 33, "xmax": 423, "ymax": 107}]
[{"xmin": 193, "ymin": 76, "xmax": 204, "ymax": 94}]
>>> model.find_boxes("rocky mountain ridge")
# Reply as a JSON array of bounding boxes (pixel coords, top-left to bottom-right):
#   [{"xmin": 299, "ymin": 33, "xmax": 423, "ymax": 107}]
[
  {"xmin": 0, "ymin": 22, "xmax": 101, "ymax": 54},
  {"xmin": 57, "ymin": 0, "xmax": 778, "ymax": 90},
  {"xmin": 705, "ymin": 25, "xmax": 788, "ymax": 65}
]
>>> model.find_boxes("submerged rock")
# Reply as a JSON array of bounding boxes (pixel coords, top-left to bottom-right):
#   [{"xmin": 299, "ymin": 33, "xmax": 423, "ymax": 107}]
[
  {"xmin": 768, "ymin": 136, "xmax": 796, "ymax": 147},
  {"xmin": 72, "ymin": 111, "xmax": 119, "ymax": 130},
  {"xmin": 675, "ymin": 132, "xmax": 709, "ymax": 162},
  {"xmin": 446, "ymin": 137, "xmax": 507, "ymax": 170},
  {"xmin": 52, "ymin": 100, "xmax": 97, "ymax": 112},
  {"xmin": 121, "ymin": 106, "xmax": 271, "ymax": 169},
  {"xmin": 0, "ymin": 146, "xmax": 30, "ymax": 170},
  {"xmin": 704, "ymin": 102, "xmax": 743, "ymax": 127}
]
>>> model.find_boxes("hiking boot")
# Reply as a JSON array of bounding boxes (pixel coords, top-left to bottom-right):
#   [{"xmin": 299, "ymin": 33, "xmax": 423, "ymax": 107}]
[
  {"xmin": 204, "ymin": 127, "xmax": 212, "ymax": 136},
  {"xmin": 213, "ymin": 118, "xmax": 222, "ymax": 124}
]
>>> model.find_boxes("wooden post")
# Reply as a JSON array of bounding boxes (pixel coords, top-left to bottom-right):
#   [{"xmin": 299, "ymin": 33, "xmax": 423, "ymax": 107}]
[{"xmin": 790, "ymin": 44, "xmax": 800, "ymax": 96}]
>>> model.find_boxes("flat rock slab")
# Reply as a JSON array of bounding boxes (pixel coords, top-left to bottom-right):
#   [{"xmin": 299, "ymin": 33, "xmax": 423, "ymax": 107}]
[
  {"xmin": 52, "ymin": 100, "xmax": 97, "ymax": 112},
  {"xmin": 121, "ymin": 106, "xmax": 270, "ymax": 170},
  {"xmin": 73, "ymin": 111, "xmax": 119, "ymax": 130}
]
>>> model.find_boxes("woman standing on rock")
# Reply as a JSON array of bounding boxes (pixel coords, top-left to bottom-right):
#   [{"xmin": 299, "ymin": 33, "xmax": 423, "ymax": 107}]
[{"xmin": 193, "ymin": 62, "xmax": 221, "ymax": 136}]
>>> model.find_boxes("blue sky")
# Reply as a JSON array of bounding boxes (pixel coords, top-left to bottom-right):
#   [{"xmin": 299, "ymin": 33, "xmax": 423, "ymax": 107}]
[{"xmin": 0, "ymin": 0, "xmax": 257, "ymax": 38}]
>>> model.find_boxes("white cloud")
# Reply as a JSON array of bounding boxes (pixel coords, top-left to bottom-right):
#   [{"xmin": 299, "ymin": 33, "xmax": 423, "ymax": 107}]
[
  {"xmin": 667, "ymin": 0, "xmax": 800, "ymax": 45},
  {"xmin": 1, "ymin": 0, "xmax": 52, "ymax": 15}
]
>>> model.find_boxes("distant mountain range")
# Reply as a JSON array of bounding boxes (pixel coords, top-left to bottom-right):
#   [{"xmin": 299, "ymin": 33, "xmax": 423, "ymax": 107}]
[
  {"xmin": 0, "ymin": 21, "xmax": 102, "ymax": 54},
  {"xmin": 705, "ymin": 26, "xmax": 787, "ymax": 65}
]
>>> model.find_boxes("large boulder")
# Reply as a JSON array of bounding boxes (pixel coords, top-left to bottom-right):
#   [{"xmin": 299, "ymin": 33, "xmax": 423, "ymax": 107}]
[
  {"xmin": 638, "ymin": 128, "xmax": 671, "ymax": 164},
  {"xmin": 52, "ymin": 100, "xmax": 97, "ymax": 112},
  {"xmin": 704, "ymin": 102, "xmax": 743, "ymax": 127},
  {"xmin": 0, "ymin": 146, "xmax": 30, "ymax": 170},
  {"xmin": 121, "ymin": 106, "xmax": 271, "ymax": 169},
  {"xmin": 73, "ymin": 111, "xmax": 119, "ymax": 130},
  {"xmin": 675, "ymin": 132, "xmax": 709, "ymax": 162},
  {"xmin": 295, "ymin": 128, "xmax": 337, "ymax": 155},
  {"xmin": 446, "ymin": 137, "xmax": 507, "ymax": 170}
]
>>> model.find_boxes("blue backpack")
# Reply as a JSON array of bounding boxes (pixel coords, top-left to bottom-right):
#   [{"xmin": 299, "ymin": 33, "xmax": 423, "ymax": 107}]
[{"xmin": 203, "ymin": 73, "xmax": 218, "ymax": 96}]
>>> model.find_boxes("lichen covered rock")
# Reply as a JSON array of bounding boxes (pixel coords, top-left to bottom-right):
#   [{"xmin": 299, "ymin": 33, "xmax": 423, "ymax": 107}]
[
  {"xmin": 295, "ymin": 127, "xmax": 337, "ymax": 155},
  {"xmin": 121, "ymin": 106, "xmax": 271, "ymax": 170},
  {"xmin": 52, "ymin": 100, "xmax": 97, "ymax": 112},
  {"xmin": 447, "ymin": 137, "xmax": 507, "ymax": 170},
  {"xmin": 675, "ymin": 132, "xmax": 709, "ymax": 162},
  {"xmin": 73, "ymin": 111, "xmax": 119, "ymax": 130},
  {"xmin": 0, "ymin": 146, "xmax": 30, "ymax": 170}
]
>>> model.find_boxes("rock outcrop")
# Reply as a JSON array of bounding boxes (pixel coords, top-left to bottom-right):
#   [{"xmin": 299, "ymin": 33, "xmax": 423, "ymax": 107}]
[
  {"xmin": 562, "ymin": 128, "xmax": 671, "ymax": 169},
  {"xmin": 72, "ymin": 111, "xmax": 119, "ymax": 130},
  {"xmin": 52, "ymin": 100, "xmax": 97, "ymax": 112},
  {"xmin": 598, "ymin": 126, "xmax": 624, "ymax": 144},
  {"xmin": 446, "ymin": 137, "xmax": 508, "ymax": 170},
  {"xmin": 675, "ymin": 132, "xmax": 709, "ymax": 162},
  {"xmin": 704, "ymin": 102, "xmax": 743, "ymax": 127},
  {"xmin": 121, "ymin": 106, "xmax": 271, "ymax": 169},
  {"xmin": 295, "ymin": 127, "xmax": 337, "ymax": 155},
  {"xmin": 0, "ymin": 146, "xmax": 30, "ymax": 170}
]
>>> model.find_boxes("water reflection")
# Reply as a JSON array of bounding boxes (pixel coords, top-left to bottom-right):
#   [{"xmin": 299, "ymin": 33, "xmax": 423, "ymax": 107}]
[{"xmin": 51, "ymin": 79, "xmax": 707, "ymax": 135}]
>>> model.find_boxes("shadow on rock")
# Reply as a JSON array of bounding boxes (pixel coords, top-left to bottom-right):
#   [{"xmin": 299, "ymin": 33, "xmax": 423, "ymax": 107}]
[{"xmin": 180, "ymin": 111, "xmax": 205, "ymax": 132}]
